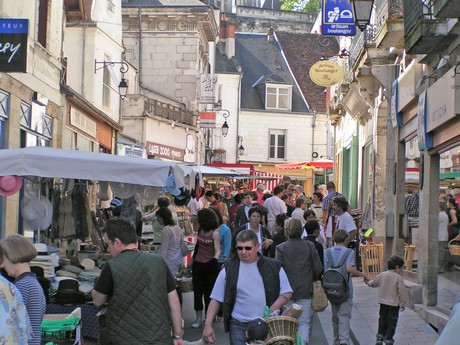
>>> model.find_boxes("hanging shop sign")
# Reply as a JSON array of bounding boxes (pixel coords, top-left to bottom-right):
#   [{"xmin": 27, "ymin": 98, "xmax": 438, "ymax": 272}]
[
  {"xmin": 199, "ymin": 111, "xmax": 216, "ymax": 128},
  {"xmin": 199, "ymin": 74, "xmax": 218, "ymax": 104},
  {"xmin": 309, "ymin": 60, "xmax": 344, "ymax": 87},
  {"xmin": 146, "ymin": 141, "xmax": 185, "ymax": 161},
  {"xmin": 0, "ymin": 18, "xmax": 28, "ymax": 72},
  {"xmin": 321, "ymin": 0, "xmax": 356, "ymax": 36},
  {"xmin": 426, "ymin": 65, "xmax": 460, "ymax": 132}
]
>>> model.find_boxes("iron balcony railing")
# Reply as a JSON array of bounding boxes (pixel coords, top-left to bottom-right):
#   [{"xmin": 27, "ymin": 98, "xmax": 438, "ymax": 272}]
[
  {"xmin": 403, "ymin": 0, "xmax": 434, "ymax": 34},
  {"xmin": 144, "ymin": 98, "xmax": 195, "ymax": 126}
]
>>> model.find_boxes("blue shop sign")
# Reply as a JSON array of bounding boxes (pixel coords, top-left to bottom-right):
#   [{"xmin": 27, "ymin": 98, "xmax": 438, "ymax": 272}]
[
  {"xmin": 321, "ymin": 0, "xmax": 357, "ymax": 36},
  {"xmin": 0, "ymin": 18, "xmax": 28, "ymax": 72}
]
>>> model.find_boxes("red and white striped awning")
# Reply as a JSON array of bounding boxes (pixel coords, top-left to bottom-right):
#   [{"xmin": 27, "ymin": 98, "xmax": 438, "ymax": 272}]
[{"xmin": 250, "ymin": 171, "xmax": 284, "ymax": 193}]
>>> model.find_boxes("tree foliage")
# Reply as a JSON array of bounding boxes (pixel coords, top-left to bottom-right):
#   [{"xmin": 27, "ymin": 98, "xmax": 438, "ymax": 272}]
[{"xmin": 280, "ymin": 0, "xmax": 320, "ymax": 12}]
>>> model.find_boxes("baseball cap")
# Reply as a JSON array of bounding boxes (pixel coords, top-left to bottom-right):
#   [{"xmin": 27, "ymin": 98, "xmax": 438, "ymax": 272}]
[{"xmin": 246, "ymin": 318, "xmax": 268, "ymax": 342}]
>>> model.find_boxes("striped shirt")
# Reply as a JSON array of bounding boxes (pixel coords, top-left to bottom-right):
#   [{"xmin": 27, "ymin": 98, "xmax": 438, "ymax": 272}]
[{"xmin": 15, "ymin": 272, "xmax": 46, "ymax": 345}]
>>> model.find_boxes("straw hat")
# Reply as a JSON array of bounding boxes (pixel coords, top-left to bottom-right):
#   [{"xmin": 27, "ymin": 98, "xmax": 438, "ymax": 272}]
[
  {"xmin": 0, "ymin": 175, "xmax": 22, "ymax": 196},
  {"xmin": 21, "ymin": 195, "xmax": 46, "ymax": 230},
  {"xmin": 110, "ymin": 182, "xmax": 135, "ymax": 199},
  {"xmin": 40, "ymin": 198, "xmax": 53, "ymax": 229}
]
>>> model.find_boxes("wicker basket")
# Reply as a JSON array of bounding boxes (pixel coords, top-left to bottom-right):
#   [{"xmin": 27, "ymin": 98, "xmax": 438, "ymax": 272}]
[
  {"xmin": 360, "ymin": 242, "xmax": 384, "ymax": 279},
  {"xmin": 265, "ymin": 316, "xmax": 299, "ymax": 345},
  {"xmin": 177, "ymin": 278, "xmax": 193, "ymax": 293},
  {"xmin": 404, "ymin": 244, "xmax": 416, "ymax": 270},
  {"xmin": 448, "ymin": 239, "xmax": 460, "ymax": 256}
]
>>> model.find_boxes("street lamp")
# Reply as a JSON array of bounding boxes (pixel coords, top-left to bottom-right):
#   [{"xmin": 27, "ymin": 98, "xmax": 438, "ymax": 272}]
[
  {"xmin": 220, "ymin": 110, "xmax": 230, "ymax": 137},
  {"xmin": 94, "ymin": 60, "xmax": 130, "ymax": 100},
  {"xmin": 238, "ymin": 137, "xmax": 245, "ymax": 156},
  {"xmin": 353, "ymin": 0, "xmax": 375, "ymax": 31}
]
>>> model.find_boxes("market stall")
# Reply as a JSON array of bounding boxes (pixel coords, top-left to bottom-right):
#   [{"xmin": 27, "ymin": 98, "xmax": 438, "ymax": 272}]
[{"xmin": 0, "ymin": 146, "xmax": 187, "ymax": 342}]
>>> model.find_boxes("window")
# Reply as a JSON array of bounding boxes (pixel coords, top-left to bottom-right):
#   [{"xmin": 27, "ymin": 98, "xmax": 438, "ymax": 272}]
[
  {"xmin": 20, "ymin": 101, "xmax": 53, "ymax": 148},
  {"xmin": 38, "ymin": 0, "xmax": 48, "ymax": 48},
  {"xmin": 266, "ymin": 84, "xmax": 291, "ymax": 110},
  {"xmin": 269, "ymin": 129, "xmax": 286, "ymax": 160},
  {"xmin": 103, "ymin": 63, "xmax": 111, "ymax": 108}
]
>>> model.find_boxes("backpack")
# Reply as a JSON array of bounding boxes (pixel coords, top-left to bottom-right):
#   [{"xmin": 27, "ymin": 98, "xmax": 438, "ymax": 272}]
[{"xmin": 322, "ymin": 248, "xmax": 352, "ymax": 305}]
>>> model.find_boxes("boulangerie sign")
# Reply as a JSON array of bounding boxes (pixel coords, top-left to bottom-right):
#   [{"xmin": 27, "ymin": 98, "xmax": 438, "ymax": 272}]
[{"xmin": 0, "ymin": 19, "xmax": 28, "ymax": 73}]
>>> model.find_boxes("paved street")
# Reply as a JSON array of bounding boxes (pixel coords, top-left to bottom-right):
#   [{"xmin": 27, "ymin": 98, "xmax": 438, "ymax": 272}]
[{"xmin": 181, "ymin": 277, "xmax": 444, "ymax": 345}]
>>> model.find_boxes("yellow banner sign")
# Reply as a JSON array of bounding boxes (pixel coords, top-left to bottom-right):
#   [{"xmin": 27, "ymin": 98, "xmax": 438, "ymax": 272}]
[{"xmin": 309, "ymin": 60, "xmax": 344, "ymax": 87}]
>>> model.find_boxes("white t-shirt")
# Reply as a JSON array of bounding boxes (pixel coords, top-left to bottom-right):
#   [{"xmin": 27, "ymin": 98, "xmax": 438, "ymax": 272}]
[
  {"xmin": 264, "ymin": 196, "xmax": 287, "ymax": 223},
  {"xmin": 187, "ymin": 198, "xmax": 203, "ymax": 216},
  {"xmin": 336, "ymin": 212, "xmax": 356, "ymax": 234},
  {"xmin": 439, "ymin": 211, "xmax": 449, "ymax": 241},
  {"xmin": 210, "ymin": 261, "xmax": 292, "ymax": 322},
  {"xmin": 291, "ymin": 208, "xmax": 306, "ymax": 224}
]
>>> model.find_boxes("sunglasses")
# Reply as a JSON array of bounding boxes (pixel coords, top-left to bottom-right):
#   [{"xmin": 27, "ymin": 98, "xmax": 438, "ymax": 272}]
[{"xmin": 235, "ymin": 246, "xmax": 255, "ymax": 251}]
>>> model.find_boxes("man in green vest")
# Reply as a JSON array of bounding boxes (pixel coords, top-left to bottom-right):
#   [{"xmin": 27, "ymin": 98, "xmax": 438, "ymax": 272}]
[{"xmin": 92, "ymin": 218, "xmax": 184, "ymax": 345}]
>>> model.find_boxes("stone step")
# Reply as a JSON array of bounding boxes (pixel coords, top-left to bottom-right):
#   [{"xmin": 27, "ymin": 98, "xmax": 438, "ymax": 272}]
[{"xmin": 414, "ymin": 304, "xmax": 450, "ymax": 333}]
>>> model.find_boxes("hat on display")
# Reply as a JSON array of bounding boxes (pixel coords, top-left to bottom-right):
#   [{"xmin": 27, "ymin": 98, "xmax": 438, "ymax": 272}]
[
  {"xmin": 174, "ymin": 188, "xmax": 191, "ymax": 206},
  {"xmin": 0, "ymin": 175, "xmax": 23, "ymax": 196},
  {"xmin": 33, "ymin": 243, "xmax": 48, "ymax": 255},
  {"xmin": 164, "ymin": 174, "xmax": 181, "ymax": 197},
  {"xmin": 143, "ymin": 186, "xmax": 160, "ymax": 204},
  {"xmin": 80, "ymin": 258, "xmax": 96, "ymax": 271},
  {"xmin": 110, "ymin": 198, "xmax": 123, "ymax": 208},
  {"xmin": 21, "ymin": 195, "xmax": 46, "ymax": 230},
  {"xmin": 39, "ymin": 198, "xmax": 53, "ymax": 230},
  {"xmin": 110, "ymin": 182, "xmax": 135, "ymax": 199}
]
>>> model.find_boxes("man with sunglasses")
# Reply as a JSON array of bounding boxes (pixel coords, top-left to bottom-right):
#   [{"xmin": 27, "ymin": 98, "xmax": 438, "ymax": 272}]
[{"xmin": 202, "ymin": 230, "xmax": 292, "ymax": 345}]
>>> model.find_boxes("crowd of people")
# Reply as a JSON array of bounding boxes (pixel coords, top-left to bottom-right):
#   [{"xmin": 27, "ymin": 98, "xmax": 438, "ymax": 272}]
[{"xmin": 0, "ymin": 180, "xmax": 416, "ymax": 345}]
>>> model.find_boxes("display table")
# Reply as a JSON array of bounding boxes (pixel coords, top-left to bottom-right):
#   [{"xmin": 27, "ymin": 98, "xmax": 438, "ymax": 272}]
[{"xmin": 46, "ymin": 303, "xmax": 100, "ymax": 339}]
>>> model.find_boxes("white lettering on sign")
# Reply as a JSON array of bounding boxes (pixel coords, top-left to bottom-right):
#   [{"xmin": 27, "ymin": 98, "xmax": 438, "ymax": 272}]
[
  {"xmin": 146, "ymin": 141, "xmax": 185, "ymax": 161},
  {"xmin": 0, "ymin": 42, "xmax": 21, "ymax": 63}
]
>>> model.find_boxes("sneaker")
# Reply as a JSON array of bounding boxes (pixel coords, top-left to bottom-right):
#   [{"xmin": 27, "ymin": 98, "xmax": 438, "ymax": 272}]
[{"xmin": 191, "ymin": 320, "xmax": 203, "ymax": 328}]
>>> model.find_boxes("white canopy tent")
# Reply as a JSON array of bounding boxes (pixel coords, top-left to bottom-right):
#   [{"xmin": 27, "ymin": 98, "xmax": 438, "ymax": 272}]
[{"xmin": 0, "ymin": 146, "xmax": 185, "ymax": 187}]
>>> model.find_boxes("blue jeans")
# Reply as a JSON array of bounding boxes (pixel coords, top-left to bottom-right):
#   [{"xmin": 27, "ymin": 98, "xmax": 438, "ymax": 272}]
[
  {"xmin": 286, "ymin": 299, "xmax": 313, "ymax": 343},
  {"xmin": 229, "ymin": 319, "xmax": 250, "ymax": 345}
]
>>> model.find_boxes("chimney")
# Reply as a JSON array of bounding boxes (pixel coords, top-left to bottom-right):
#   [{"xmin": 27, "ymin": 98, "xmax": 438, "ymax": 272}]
[
  {"xmin": 267, "ymin": 26, "xmax": 274, "ymax": 42},
  {"xmin": 226, "ymin": 21, "xmax": 236, "ymax": 59}
]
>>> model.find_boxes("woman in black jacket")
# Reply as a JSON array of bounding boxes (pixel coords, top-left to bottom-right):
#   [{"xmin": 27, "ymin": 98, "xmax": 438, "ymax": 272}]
[{"xmin": 233, "ymin": 206, "xmax": 273, "ymax": 257}]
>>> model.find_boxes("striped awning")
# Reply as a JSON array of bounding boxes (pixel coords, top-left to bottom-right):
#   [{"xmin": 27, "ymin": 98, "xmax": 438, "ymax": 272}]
[{"xmin": 250, "ymin": 171, "xmax": 284, "ymax": 193}]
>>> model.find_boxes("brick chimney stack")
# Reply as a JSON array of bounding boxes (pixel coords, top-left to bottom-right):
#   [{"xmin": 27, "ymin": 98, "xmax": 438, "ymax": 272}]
[{"xmin": 226, "ymin": 21, "xmax": 236, "ymax": 58}]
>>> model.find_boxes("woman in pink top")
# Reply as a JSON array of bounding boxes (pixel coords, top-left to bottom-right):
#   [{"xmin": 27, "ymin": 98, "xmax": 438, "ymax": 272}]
[{"xmin": 191, "ymin": 208, "xmax": 220, "ymax": 328}]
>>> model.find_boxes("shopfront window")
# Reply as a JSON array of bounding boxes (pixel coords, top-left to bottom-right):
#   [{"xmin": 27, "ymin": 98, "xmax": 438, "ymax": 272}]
[{"xmin": 19, "ymin": 100, "xmax": 52, "ymax": 235}]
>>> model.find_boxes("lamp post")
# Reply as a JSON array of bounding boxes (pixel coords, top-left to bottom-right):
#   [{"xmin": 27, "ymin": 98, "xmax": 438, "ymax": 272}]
[
  {"xmin": 220, "ymin": 110, "xmax": 230, "ymax": 137},
  {"xmin": 238, "ymin": 136, "xmax": 245, "ymax": 156},
  {"xmin": 94, "ymin": 60, "xmax": 130, "ymax": 100},
  {"xmin": 353, "ymin": 0, "xmax": 375, "ymax": 31}
]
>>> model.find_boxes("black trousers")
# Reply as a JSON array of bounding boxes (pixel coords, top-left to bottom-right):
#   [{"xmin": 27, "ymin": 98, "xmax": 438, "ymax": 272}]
[{"xmin": 377, "ymin": 304, "xmax": 400, "ymax": 342}]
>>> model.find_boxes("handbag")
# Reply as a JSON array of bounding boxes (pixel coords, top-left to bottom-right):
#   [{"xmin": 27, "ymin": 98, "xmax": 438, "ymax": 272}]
[
  {"xmin": 180, "ymin": 237, "xmax": 192, "ymax": 257},
  {"xmin": 312, "ymin": 281, "xmax": 328, "ymax": 312}
]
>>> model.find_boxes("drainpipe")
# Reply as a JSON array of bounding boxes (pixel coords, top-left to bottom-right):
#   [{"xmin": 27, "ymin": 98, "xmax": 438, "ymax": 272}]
[
  {"xmin": 81, "ymin": 25, "xmax": 86, "ymax": 97},
  {"xmin": 311, "ymin": 111, "xmax": 316, "ymax": 159}
]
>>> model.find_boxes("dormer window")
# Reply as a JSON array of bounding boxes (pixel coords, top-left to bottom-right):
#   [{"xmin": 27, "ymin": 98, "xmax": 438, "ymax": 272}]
[{"xmin": 266, "ymin": 84, "xmax": 291, "ymax": 110}]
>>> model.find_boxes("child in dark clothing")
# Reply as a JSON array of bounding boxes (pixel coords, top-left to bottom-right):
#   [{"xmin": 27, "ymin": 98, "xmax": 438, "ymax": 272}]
[
  {"xmin": 304, "ymin": 220, "xmax": 324, "ymax": 269},
  {"xmin": 366, "ymin": 255, "xmax": 408, "ymax": 345}
]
